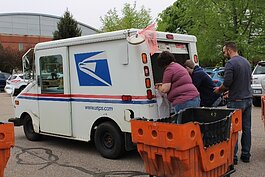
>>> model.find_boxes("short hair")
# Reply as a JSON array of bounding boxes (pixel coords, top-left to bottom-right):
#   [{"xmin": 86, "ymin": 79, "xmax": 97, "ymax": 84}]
[
  {"xmin": 224, "ymin": 41, "xmax": 238, "ymax": 52},
  {"xmin": 157, "ymin": 51, "xmax": 175, "ymax": 68},
  {"xmin": 184, "ymin": 59, "xmax": 195, "ymax": 69}
]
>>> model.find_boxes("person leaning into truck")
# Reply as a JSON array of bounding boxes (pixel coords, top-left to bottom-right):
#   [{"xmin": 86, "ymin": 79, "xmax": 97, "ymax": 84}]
[
  {"xmin": 214, "ymin": 41, "xmax": 252, "ymax": 165},
  {"xmin": 156, "ymin": 51, "xmax": 200, "ymax": 114},
  {"xmin": 184, "ymin": 59, "xmax": 222, "ymax": 107}
]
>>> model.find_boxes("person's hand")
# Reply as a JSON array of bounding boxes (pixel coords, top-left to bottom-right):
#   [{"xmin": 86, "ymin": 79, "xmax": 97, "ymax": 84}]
[
  {"xmin": 214, "ymin": 87, "xmax": 221, "ymax": 94},
  {"xmin": 223, "ymin": 91, "xmax": 229, "ymax": 99},
  {"xmin": 155, "ymin": 83, "xmax": 162, "ymax": 89}
]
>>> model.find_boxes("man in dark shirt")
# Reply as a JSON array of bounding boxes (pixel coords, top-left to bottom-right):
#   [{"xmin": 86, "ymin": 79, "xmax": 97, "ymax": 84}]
[
  {"xmin": 214, "ymin": 41, "xmax": 252, "ymax": 165},
  {"xmin": 184, "ymin": 60, "xmax": 221, "ymax": 107}
]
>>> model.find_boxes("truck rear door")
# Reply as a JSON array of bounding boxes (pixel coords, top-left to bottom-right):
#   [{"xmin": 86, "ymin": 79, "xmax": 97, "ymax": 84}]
[{"xmin": 151, "ymin": 42, "xmax": 190, "ymax": 84}]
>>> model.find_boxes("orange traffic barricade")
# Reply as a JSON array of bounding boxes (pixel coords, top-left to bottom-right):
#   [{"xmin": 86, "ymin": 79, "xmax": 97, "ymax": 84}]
[
  {"xmin": 131, "ymin": 108, "xmax": 242, "ymax": 177},
  {"xmin": 0, "ymin": 122, "xmax": 15, "ymax": 177}
]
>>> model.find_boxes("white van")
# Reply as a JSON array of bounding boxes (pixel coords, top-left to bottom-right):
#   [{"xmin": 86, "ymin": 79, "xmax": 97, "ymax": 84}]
[
  {"xmin": 251, "ymin": 61, "xmax": 265, "ymax": 106},
  {"xmin": 10, "ymin": 29, "xmax": 198, "ymax": 159}
]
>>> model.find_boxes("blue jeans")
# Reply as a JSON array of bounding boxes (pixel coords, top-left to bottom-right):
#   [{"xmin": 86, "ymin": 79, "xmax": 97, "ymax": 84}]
[
  {"xmin": 227, "ymin": 98, "xmax": 252, "ymax": 160},
  {"xmin": 174, "ymin": 96, "xmax": 200, "ymax": 114}
]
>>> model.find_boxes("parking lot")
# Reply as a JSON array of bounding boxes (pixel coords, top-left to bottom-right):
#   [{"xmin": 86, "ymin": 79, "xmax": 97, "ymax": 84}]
[{"xmin": 0, "ymin": 92, "xmax": 265, "ymax": 177}]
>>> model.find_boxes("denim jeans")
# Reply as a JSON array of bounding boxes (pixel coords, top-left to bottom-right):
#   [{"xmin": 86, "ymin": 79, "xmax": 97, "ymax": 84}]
[
  {"xmin": 227, "ymin": 98, "xmax": 252, "ymax": 160},
  {"xmin": 174, "ymin": 96, "xmax": 200, "ymax": 114}
]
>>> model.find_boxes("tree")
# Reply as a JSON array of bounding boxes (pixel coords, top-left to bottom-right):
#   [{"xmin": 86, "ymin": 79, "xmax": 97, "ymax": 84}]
[
  {"xmin": 157, "ymin": 0, "xmax": 265, "ymax": 67},
  {"xmin": 0, "ymin": 45, "xmax": 24, "ymax": 73},
  {"xmin": 53, "ymin": 10, "xmax": 82, "ymax": 40},
  {"xmin": 100, "ymin": 2, "xmax": 152, "ymax": 32}
]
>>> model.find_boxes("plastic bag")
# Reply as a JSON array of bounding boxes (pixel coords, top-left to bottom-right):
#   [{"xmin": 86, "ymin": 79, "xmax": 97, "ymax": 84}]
[{"xmin": 155, "ymin": 89, "xmax": 170, "ymax": 118}]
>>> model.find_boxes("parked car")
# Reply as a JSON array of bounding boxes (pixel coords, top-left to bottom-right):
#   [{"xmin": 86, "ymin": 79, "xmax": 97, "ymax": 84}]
[
  {"xmin": 4, "ymin": 74, "xmax": 29, "ymax": 95},
  {"xmin": 203, "ymin": 67, "xmax": 226, "ymax": 106},
  {"xmin": 251, "ymin": 61, "xmax": 265, "ymax": 106},
  {"xmin": 204, "ymin": 67, "xmax": 224, "ymax": 87},
  {"xmin": 0, "ymin": 72, "xmax": 11, "ymax": 91}
]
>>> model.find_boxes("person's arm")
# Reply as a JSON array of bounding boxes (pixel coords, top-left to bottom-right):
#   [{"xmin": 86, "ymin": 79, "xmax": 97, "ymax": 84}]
[
  {"xmin": 214, "ymin": 62, "xmax": 233, "ymax": 94},
  {"xmin": 214, "ymin": 84, "xmax": 227, "ymax": 94},
  {"xmin": 157, "ymin": 83, "xmax": 171, "ymax": 93},
  {"xmin": 223, "ymin": 62, "xmax": 233, "ymax": 88},
  {"xmin": 157, "ymin": 65, "xmax": 174, "ymax": 93},
  {"xmin": 192, "ymin": 70, "xmax": 204, "ymax": 88}
]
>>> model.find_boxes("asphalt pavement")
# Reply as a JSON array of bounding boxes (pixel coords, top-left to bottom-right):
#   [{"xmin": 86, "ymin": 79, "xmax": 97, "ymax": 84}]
[{"xmin": 0, "ymin": 92, "xmax": 264, "ymax": 177}]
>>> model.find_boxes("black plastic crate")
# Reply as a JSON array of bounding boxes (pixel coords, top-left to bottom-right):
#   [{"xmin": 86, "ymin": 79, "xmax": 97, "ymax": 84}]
[
  {"xmin": 176, "ymin": 108, "xmax": 234, "ymax": 147},
  {"xmin": 153, "ymin": 108, "xmax": 235, "ymax": 148}
]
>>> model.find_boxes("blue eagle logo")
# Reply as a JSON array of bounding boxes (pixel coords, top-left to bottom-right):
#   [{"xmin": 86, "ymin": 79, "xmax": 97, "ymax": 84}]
[{"xmin": 74, "ymin": 51, "xmax": 112, "ymax": 86}]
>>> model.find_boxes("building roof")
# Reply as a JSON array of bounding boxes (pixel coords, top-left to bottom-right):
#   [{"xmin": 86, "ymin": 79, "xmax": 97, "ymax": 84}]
[{"xmin": 0, "ymin": 12, "xmax": 99, "ymax": 37}]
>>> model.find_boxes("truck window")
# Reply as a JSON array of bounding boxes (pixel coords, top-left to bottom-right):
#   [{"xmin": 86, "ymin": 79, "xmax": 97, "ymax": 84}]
[{"xmin": 39, "ymin": 55, "xmax": 64, "ymax": 93}]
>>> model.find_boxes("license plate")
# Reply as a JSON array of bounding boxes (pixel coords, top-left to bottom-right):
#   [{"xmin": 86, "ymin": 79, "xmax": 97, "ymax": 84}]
[{"xmin": 253, "ymin": 89, "xmax": 262, "ymax": 94}]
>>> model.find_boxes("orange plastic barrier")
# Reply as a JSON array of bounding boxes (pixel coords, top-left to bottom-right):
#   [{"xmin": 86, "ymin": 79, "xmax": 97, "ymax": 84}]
[
  {"xmin": 0, "ymin": 122, "xmax": 15, "ymax": 177},
  {"xmin": 131, "ymin": 108, "xmax": 242, "ymax": 177},
  {"xmin": 261, "ymin": 96, "xmax": 265, "ymax": 129}
]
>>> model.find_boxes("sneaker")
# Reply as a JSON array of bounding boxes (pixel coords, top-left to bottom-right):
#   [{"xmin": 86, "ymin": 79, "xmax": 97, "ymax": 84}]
[
  {"xmin": 234, "ymin": 159, "xmax": 238, "ymax": 165},
  {"xmin": 240, "ymin": 155, "xmax": 250, "ymax": 163}
]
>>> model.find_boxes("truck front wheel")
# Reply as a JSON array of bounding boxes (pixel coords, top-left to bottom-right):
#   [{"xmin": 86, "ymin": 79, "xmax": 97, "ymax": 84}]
[
  {"xmin": 23, "ymin": 114, "xmax": 41, "ymax": 141},
  {"xmin": 94, "ymin": 121, "xmax": 125, "ymax": 159}
]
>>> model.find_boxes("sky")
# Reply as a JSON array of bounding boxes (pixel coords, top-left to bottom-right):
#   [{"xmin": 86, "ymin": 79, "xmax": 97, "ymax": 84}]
[{"xmin": 0, "ymin": 0, "xmax": 176, "ymax": 30}]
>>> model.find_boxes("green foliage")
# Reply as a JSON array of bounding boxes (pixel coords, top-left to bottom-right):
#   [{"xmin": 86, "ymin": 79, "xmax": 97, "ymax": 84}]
[
  {"xmin": 100, "ymin": 2, "xmax": 152, "ymax": 32},
  {"xmin": 157, "ymin": 0, "xmax": 265, "ymax": 67},
  {"xmin": 53, "ymin": 10, "xmax": 82, "ymax": 40}
]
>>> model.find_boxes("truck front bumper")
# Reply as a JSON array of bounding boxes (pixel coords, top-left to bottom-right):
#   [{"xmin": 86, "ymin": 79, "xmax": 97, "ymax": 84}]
[
  {"xmin": 8, "ymin": 118, "xmax": 23, "ymax": 126},
  {"xmin": 251, "ymin": 84, "xmax": 263, "ymax": 97}
]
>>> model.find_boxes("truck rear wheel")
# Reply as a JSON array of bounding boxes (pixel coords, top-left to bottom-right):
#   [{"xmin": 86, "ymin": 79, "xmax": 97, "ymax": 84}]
[
  {"xmin": 23, "ymin": 114, "xmax": 41, "ymax": 141},
  {"xmin": 94, "ymin": 121, "xmax": 125, "ymax": 159}
]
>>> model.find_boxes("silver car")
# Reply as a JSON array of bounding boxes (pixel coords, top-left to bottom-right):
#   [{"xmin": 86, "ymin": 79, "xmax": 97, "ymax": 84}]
[{"xmin": 251, "ymin": 61, "xmax": 265, "ymax": 106}]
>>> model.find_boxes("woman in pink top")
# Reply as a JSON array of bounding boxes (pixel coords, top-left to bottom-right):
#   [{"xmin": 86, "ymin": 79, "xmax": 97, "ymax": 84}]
[{"xmin": 156, "ymin": 51, "xmax": 200, "ymax": 114}]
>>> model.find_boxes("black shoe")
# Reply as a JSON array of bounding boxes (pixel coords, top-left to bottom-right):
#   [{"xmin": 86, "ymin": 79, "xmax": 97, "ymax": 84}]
[
  {"xmin": 233, "ymin": 159, "xmax": 238, "ymax": 165},
  {"xmin": 240, "ymin": 155, "xmax": 250, "ymax": 163}
]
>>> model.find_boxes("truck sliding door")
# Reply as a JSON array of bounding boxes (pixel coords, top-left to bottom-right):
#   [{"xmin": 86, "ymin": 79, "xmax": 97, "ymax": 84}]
[{"xmin": 36, "ymin": 47, "xmax": 72, "ymax": 136}]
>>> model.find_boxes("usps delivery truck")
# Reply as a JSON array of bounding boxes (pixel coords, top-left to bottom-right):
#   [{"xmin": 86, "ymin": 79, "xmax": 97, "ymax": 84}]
[{"xmin": 10, "ymin": 29, "xmax": 198, "ymax": 159}]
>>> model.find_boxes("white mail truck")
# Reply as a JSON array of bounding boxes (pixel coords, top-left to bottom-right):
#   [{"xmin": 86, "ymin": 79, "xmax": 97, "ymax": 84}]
[{"xmin": 10, "ymin": 29, "xmax": 199, "ymax": 159}]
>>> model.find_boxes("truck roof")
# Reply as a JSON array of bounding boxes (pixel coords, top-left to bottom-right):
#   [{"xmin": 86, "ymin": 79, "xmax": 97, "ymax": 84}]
[{"xmin": 35, "ymin": 29, "xmax": 197, "ymax": 51}]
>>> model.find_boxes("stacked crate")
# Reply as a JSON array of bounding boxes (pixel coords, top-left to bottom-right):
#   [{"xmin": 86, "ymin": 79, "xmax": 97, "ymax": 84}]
[
  {"xmin": 0, "ymin": 122, "xmax": 14, "ymax": 177},
  {"xmin": 131, "ymin": 108, "xmax": 242, "ymax": 177}
]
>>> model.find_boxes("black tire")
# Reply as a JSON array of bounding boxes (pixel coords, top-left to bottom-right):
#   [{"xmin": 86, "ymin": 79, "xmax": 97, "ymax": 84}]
[
  {"xmin": 23, "ymin": 114, "xmax": 41, "ymax": 141},
  {"xmin": 94, "ymin": 121, "xmax": 125, "ymax": 159},
  {"xmin": 253, "ymin": 96, "xmax": 261, "ymax": 107}
]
